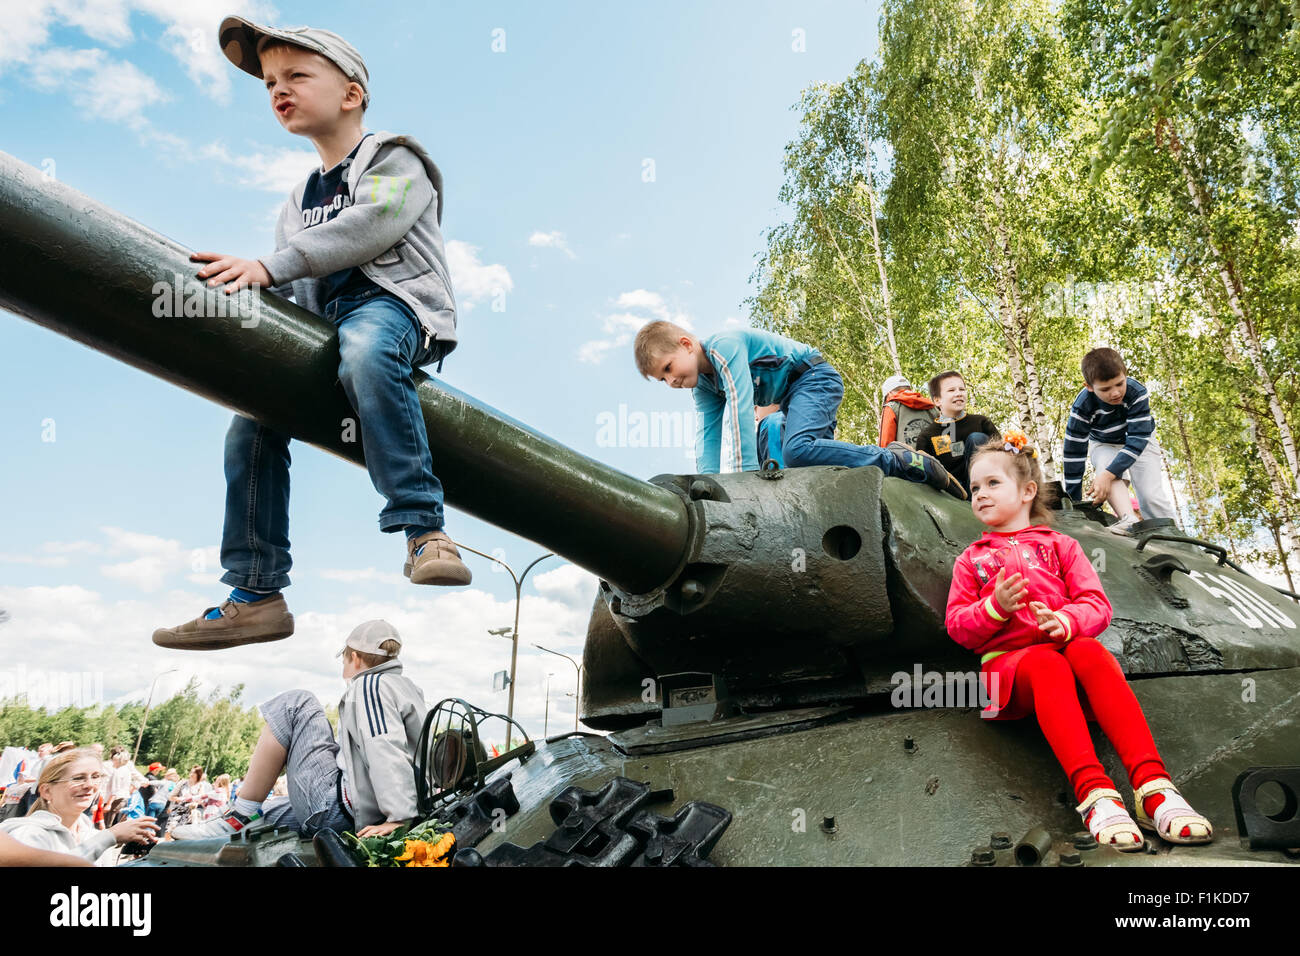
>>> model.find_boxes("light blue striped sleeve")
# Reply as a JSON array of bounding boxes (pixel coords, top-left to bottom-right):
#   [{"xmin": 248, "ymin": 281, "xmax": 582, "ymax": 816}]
[
  {"xmin": 706, "ymin": 337, "xmax": 759, "ymax": 472},
  {"xmin": 693, "ymin": 386, "xmax": 724, "ymax": 474}
]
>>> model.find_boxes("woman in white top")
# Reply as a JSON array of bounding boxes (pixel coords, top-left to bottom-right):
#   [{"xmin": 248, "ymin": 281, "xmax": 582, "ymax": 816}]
[
  {"xmin": 0, "ymin": 749, "xmax": 159, "ymax": 862},
  {"xmin": 173, "ymin": 765, "xmax": 214, "ymax": 825}
]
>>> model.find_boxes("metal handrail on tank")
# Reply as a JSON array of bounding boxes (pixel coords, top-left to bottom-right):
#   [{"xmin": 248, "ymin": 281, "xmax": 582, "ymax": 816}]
[{"xmin": 1135, "ymin": 531, "xmax": 1300, "ymax": 603}]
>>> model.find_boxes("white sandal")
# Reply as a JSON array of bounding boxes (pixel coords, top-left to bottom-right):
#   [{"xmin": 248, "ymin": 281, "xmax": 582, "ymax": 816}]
[
  {"xmin": 1077, "ymin": 788, "xmax": 1144, "ymax": 852},
  {"xmin": 1133, "ymin": 778, "xmax": 1213, "ymax": 845}
]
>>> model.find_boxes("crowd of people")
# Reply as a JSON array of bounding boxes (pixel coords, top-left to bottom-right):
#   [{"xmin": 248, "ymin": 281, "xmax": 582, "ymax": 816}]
[
  {"xmin": 1, "ymin": 618, "xmax": 415, "ymax": 865},
  {"xmin": 0, "ymin": 742, "xmax": 261, "ymax": 865}
]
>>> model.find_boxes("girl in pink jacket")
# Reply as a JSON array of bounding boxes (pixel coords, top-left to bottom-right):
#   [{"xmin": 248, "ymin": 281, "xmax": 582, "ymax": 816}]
[{"xmin": 945, "ymin": 432, "xmax": 1212, "ymax": 851}]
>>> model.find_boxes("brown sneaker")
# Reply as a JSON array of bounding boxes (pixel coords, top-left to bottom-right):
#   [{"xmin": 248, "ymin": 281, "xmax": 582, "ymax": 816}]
[
  {"xmin": 152, "ymin": 595, "xmax": 295, "ymax": 651},
  {"xmin": 405, "ymin": 531, "xmax": 473, "ymax": 586}
]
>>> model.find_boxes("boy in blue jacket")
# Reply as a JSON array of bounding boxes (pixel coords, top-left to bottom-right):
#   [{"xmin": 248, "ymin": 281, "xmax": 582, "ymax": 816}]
[
  {"xmin": 634, "ymin": 322, "xmax": 965, "ymax": 498},
  {"xmin": 154, "ymin": 18, "xmax": 471, "ymax": 652}
]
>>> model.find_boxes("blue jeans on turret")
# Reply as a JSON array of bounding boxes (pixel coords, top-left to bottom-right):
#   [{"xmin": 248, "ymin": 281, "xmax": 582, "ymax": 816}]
[
  {"xmin": 219, "ymin": 288, "xmax": 445, "ymax": 591},
  {"xmin": 780, "ymin": 362, "xmax": 904, "ymax": 474}
]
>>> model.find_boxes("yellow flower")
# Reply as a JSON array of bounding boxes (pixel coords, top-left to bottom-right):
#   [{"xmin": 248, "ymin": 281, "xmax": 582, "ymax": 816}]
[
  {"xmin": 394, "ymin": 833, "xmax": 455, "ymax": 868},
  {"xmin": 430, "ymin": 832, "xmax": 455, "ymax": 860},
  {"xmin": 394, "ymin": 839, "xmax": 423, "ymax": 864}
]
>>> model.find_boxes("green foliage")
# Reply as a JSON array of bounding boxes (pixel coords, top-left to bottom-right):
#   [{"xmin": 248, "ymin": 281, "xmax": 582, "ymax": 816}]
[
  {"xmin": 750, "ymin": 0, "xmax": 1300, "ymax": 582},
  {"xmin": 1, "ymin": 679, "xmax": 264, "ymax": 776}
]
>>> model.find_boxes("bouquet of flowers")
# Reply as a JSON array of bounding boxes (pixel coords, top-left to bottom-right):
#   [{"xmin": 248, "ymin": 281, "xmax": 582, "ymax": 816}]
[{"xmin": 344, "ymin": 817, "xmax": 456, "ymax": 867}]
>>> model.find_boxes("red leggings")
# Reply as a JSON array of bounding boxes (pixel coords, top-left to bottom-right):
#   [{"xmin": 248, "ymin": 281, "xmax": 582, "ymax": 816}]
[{"xmin": 1008, "ymin": 638, "xmax": 1168, "ymax": 804}]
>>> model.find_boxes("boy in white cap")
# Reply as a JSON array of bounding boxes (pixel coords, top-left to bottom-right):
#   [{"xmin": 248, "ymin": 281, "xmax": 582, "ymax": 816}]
[
  {"xmin": 154, "ymin": 16, "xmax": 471, "ymax": 652},
  {"xmin": 877, "ymin": 374, "xmax": 940, "ymax": 449},
  {"xmin": 172, "ymin": 620, "xmax": 426, "ymax": 840}
]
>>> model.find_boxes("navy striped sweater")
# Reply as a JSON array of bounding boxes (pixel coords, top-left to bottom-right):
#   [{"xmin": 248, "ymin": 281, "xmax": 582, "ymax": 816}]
[{"xmin": 1062, "ymin": 377, "xmax": 1155, "ymax": 501}]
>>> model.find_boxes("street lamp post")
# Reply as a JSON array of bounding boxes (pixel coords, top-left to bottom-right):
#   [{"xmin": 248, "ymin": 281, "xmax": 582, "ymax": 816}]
[
  {"xmin": 543, "ymin": 672, "xmax": 555, "ymax": 737},
  {"xmin": 534, "ymin": 644, "xmax": 584, "ymax": 732},
  {"xmin": 132, "ymin": 668, "xmax": 178, "ymax": 765},
  {"xmin": 456, "ymin": 543, "xmax": 555, "ymax": 736}
]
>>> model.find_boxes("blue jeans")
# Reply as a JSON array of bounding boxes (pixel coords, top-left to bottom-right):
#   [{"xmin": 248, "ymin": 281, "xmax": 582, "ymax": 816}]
[
  {"xmin": 220, "ymin": 289, "xmax": 444, "ymax": 590},
  {"xmin": 781, "ymin": 362, "xmax": 903, "ymax": 475}
]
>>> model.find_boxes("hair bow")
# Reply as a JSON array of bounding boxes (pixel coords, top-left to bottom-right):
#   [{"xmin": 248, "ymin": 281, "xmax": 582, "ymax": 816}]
[{"xmin": 1001, "ymin": 428, "xmax": 1038, "ymax": 457}]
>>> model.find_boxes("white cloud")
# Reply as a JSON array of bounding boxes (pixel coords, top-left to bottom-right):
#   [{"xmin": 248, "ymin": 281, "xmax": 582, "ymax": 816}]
[
  {"xmin": 0, "ymin": 556, "xmax": 600, "ymax": 744},
  {"xmin": 0, "ymin": 0, "xmax": 136, "ymax": 70},
  {"xmin": 723, "ymin": 315, "xmax": 747, "ymax": 329},
  {"xmin": 0, "ymin": 2, "xmax": 65, "ymax": 67},
  {"xmin": 199, "ymin": 140, "xmax": 321, "ymax": 194},
  {"xmin": 94, "ymin": 527, "xmax": 217, "ymax": 593},
  {"xmin": 0, "ymin": 537, "xmax": 106, "ymax": 567},
  {"xmin": 532, "ymin": 563, "xmax": 599, "ymax": 609},
  {"xmin": 445, "ymin": 240, "xmax": 513, "ymax": 311},
  {"xmin": 577, "ymin": 338, "xmax": 620, "ymax": 364},
  {"xmin": 578, "ymin": 289, "xmax": 693, "ymax": 364},
  {"xmin": 0, "ymin": 0, "xmax": 276, "ymax": 150},
  {"xmin": 26, "ymin": 46, "xmax": 168, "ymax": 129},
  {"xmin": 614, "ymin": 290, "xmax": 665, "ymax": 315},
  {"xmin": 528, "ymin": 230, "xmax": 576, "ymax": 259},
  {"xmin": 601, "ymin": 312, "xmax": 645, "ymax": 332},
  {"xmin": 0, "ymin": 1, "xmax": 274, "ymax": 97},
  {"xmin": 133, "ymin": 0, "xmax": 273, "ymax": 101}
]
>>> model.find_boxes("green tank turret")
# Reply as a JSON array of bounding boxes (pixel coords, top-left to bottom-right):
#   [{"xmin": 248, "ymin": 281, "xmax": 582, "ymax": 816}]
[{"xmin": 3, "ymin": 150, "xmax": 1298, "ymax": 867}]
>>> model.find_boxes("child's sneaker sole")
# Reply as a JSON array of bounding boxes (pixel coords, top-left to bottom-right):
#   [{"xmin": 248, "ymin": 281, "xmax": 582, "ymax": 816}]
[
  {"xmin": 406, "ymin": 532, "xmax": 473, "ymax": 586},
  {"xmin": 152, "ymin": 596, "xmax": 294, "ymax": 651}
]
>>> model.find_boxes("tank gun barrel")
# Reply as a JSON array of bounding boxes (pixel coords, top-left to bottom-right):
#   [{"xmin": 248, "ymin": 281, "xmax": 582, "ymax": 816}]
[{"xmin": 0, "ymin": 151, "xmax": 688, "ymax": 593}]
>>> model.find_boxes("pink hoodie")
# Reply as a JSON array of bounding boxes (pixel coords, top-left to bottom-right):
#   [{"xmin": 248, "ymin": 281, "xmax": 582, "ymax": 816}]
[{"xmin": 945, "ymin": 526, "xmax": 1113, "ymax": 660}]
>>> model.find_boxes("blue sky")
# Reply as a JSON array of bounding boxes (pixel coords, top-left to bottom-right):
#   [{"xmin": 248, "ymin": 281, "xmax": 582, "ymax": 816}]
[{"xmin": 0, "ymin": 0, "xmax": 882, "ymax": 743}]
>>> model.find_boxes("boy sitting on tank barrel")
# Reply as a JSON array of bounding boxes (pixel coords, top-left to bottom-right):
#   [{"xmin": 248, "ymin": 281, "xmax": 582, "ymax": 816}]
[{"xmin": 154, "ymin": 16, "xmax": 471, "ymax": 652}]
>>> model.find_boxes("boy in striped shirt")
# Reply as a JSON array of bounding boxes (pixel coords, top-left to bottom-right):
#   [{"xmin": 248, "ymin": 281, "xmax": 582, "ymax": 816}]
[
  {"xmin": 634, "ymin": 321, "xmax": 966, "ymax": 498},
  {"xmin": 1063, "ymin": 348, "xmax": 1175, "ymax": 533}
]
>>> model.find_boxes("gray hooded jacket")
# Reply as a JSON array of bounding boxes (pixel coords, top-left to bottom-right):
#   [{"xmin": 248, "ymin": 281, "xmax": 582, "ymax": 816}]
[
  {"xmin": 335, "ymin": 658, "xmax": 427, "ymax": 828},
  {"xmin": 260, "ymin": 130, "xmax": 458, "ymax": 355}
]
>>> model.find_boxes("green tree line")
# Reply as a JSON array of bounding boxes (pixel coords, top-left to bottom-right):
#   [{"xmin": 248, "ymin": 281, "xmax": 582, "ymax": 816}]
[
  {"xmin": 1, "ymin": 680, "xmax": 266, "ymax": 777},
  {"xmin": 750, "ymin": 0, "xmax": 1300, "ymax": 587}
]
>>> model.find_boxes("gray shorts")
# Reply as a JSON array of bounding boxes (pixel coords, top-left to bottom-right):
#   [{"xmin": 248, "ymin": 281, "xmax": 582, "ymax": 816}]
[{"xmin": 258, "ymin": 689, "xmax": 354, "ymax": 836}]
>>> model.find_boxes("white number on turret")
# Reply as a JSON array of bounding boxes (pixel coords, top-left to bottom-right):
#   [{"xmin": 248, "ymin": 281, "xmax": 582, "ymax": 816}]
[{"xmin": 1185, "ymin": 570, "xmax": 1296, "ymax": 629}]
